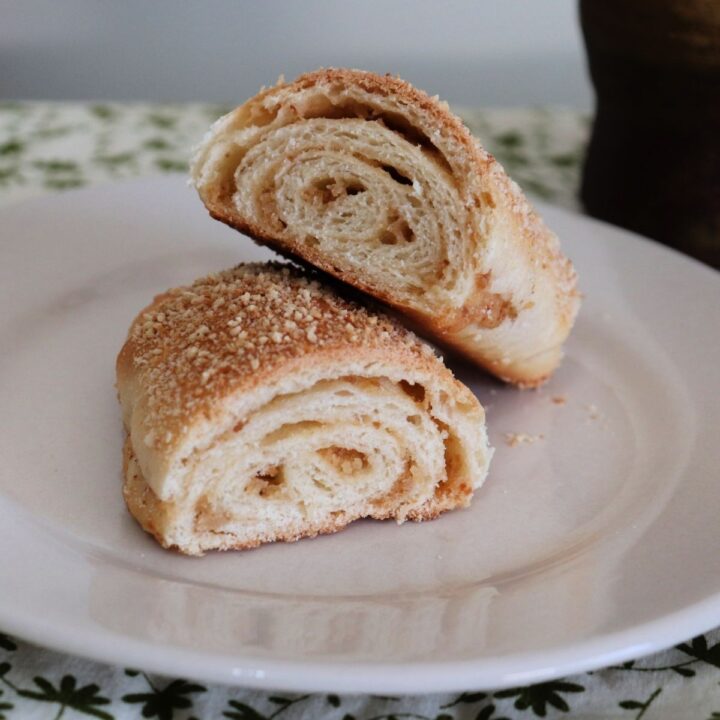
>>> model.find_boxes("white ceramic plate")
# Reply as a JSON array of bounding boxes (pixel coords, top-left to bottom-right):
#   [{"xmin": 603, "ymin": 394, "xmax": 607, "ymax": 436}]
[{"xmin": 1, "ymin": 177, "xmax": 719, "ymax": 693}]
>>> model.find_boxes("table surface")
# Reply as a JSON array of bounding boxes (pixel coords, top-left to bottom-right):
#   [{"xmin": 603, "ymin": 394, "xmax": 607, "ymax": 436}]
[{"xmin": 1, "ymin": 101, "xmax": 718, "ymax": 720}]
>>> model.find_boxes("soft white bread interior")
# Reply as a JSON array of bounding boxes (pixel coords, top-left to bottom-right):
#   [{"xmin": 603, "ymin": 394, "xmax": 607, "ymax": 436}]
[
  {"xmin": 191, "ymin": 68, "xmax": 580, "ymax": 387},
  {"xmin": 117, "ymin": 263, "xmax": 492, "ymax": 555}
]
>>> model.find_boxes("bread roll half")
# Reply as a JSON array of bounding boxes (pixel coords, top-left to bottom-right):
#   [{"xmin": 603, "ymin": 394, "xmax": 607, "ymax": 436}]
[
  {"xmin": 192, "ymin": 68, "xmax": 580, "ymax": 387},
  {"xmin": 117, "ymin": 263, "xmax": 492, "ymax": 555}
]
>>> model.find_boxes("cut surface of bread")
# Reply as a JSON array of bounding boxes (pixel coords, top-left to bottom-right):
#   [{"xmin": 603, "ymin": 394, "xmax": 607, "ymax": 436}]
[
  {"xmin": 117, "ymin": 263, "xmax": 492, "ymax": 555},
  {"xmin": 191, "ymin": 68, "xmax": 580, "ymax": 387}
]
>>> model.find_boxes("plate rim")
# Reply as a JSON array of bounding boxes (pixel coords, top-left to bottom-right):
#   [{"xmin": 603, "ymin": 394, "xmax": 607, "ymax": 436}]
[{"xmin": 2, "ymin": 591, "xmax": 720, "ymax": 692}]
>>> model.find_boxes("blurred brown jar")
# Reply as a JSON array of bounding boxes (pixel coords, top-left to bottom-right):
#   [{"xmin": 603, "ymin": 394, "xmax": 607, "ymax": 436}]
[{"xmin": 580, "ymin": 0, "xmax": 720, "ymax": 267}]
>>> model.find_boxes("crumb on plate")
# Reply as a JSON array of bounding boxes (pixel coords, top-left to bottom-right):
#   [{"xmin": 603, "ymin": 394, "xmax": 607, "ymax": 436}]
[
  {"xmin": 503, "ymin": 432, "xmax": 544, "ymax": 448},
  {"xmin": 585, "ymin": 403, "xmax": 601, "ymax": 420}
]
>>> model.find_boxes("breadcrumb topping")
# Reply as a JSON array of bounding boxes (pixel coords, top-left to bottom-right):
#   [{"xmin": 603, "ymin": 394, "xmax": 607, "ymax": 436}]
[{"xmin": 119, "ymin": 262, "xmax": 437, "ymax": 449}]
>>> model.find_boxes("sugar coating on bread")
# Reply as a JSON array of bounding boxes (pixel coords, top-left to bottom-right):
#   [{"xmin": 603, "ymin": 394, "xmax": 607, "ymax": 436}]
[
  {"xmin": 192, "ymin": 68, "xmax": 580, "ymax": 387},
  {"xmin": 117, "ymin": 263, "xmax": 492, "ymax": 555}
]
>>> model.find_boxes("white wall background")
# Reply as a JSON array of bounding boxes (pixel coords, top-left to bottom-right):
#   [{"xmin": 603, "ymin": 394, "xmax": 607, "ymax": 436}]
[{"xmin": 1, "ymin": 0, "xmax": 592, "ymax": 107}]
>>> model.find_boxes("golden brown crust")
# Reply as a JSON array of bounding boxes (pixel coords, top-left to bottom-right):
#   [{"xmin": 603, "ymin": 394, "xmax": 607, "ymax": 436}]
[
  {"xmin": 118, "ymin": 262, "xmax": 489, "ymax": 554},
  {"xmin": 122, "ymin": 438, "xmax": 171, "ymax": 549},
  {"xmin": 192, "ymin": 68, "xmax": 580, "ymax": 387},
  {"xmin": 117, "ymin": 262, "xmax": 463, "ymax": 457}
]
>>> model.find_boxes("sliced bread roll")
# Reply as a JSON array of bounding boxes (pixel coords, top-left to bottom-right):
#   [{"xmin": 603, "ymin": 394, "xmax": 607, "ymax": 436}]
[
  {"xmin": 191, "ymin": 68, "xmax": 580, "ymax": 387},
  {"xmin": 117, "ymin": 263, "xmax": 492, "ymax": 555}
]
